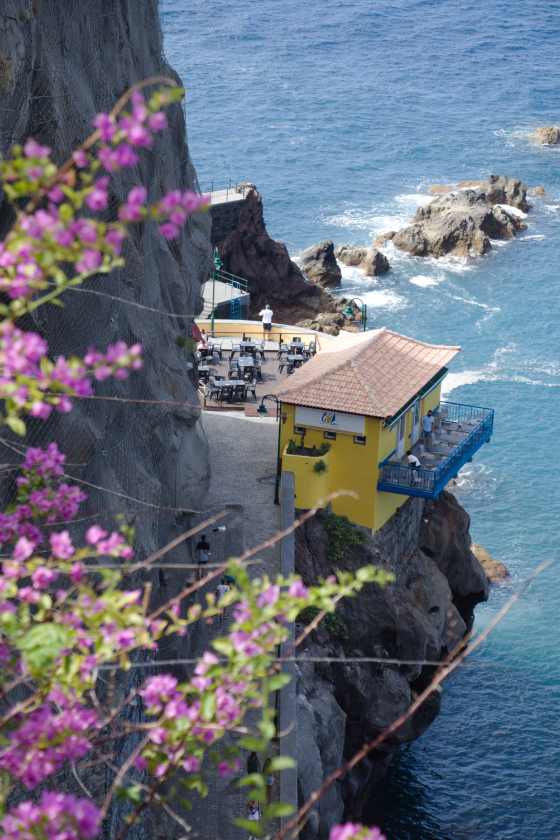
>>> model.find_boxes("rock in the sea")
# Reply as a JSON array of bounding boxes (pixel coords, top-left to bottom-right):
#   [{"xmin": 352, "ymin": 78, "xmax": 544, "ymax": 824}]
[
  {"xmin": 335, "ymin": 243, "xmax": 390, "ymax": 276},
  {"xmin": 484, "ymin": 173, "xmax": 531, "ymax": 212},
  {"xmin": 334, "ymin": 243, "xmax": 367, "ymax": 266},
  {"xmin": 471, "ymin": 542, "xmax": 509, "ymax": 582},
  {"xmin": 529, "ymin": 185, "xmax": 547, "ymax": 196},
  {"xmin": 372, "ymin": 231, "xmax": 396, "ymax": 248},
  {"xmin": 391, "ymin": 188, "xmax": 527, "ymax": 259},
  {"xmin": 530, "ymin": 126, "xmax": 560, "ymax": 145},
  {"xmin": 296, "ymin": 311, "xmax": 358, "ymax": 336},
  {"xmin": 298, "ymin": 241, "xmax": 342, "ymax": 288},
  {"xmin": 429, "ymin": 180, "xmax": 485, "ymax": 194},
  {"xmin": 212, "ymin": 187, "xmax": 344, "ymax": 324}
]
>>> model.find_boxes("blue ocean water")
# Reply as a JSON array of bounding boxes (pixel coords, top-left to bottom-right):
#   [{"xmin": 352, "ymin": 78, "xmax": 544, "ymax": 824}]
[{"xmin": 161, "ymin": 2, "xmax": 560, "ymax": 837}]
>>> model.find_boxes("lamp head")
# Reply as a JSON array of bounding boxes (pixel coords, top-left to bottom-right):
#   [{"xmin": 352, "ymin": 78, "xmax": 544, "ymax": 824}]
[
  {"xmin": 343, "ymin": 303, "xmax": 355, "ymax": 319},
  {"xmin": 257, "ymin": 402, "xmax": 269, "ymax": 414},
  {"xmin": 213, "ymin": 247, "xmax": 223, "ymax": 270}
]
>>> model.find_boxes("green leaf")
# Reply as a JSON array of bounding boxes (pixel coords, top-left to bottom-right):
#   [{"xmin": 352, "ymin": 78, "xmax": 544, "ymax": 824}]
[
  {"xmin": 268, "ymin": 673, "xmax": 291, "ymax": 691},
  {"xmin": 4, "ymin": 416, "xmax": 26, "ymax": 437},
  {"xmin": 16, "ymin": 623, "xmax": 73, "ymax": 670},
  {"xmin": 268, "ymin": 802, "xmax": 296, "ymax": 817},
  {"xmin": 237, "ymin": 774, "xmax": 264, "ymax": 788},
  {"xmin": 270, "ymin": 756, "xmax": 296, "ymax": 771},
  {"xmin": 200, "ymin": 691, "xmax": 216, "ymax": 719},
  {"xmin": 115, "ymin": 786, "xmax": 143, "ymax": 805}
]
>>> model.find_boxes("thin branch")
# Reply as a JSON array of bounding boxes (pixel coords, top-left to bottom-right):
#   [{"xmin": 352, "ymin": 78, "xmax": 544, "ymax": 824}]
[
  {"xmin": 60, "ymin": 472, "xmax": 200, "ymax": 513},
  {"xmin": 274, "ymin": 558, "xmax": 555, "ymax": 840}
]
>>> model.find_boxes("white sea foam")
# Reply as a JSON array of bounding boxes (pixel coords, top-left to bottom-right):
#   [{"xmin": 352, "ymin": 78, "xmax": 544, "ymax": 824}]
[
  {"xmin": 394, "ymin": 193, "xmax": 432, "ymax": 206},
  {"xmin": 496, "ymin": 203, "xmax": 528, "ymax": 219},
  {"xmin": 409, "ymin": 275, "xmax": 440, "ymax": 287},
  {"xmin": 522, "ymin": 234, "xmax": 546, "ymax": 240},
  {"xmin": 441, "ymin": 370, "xmax": 487, "ymax": 393},
  {"xmin": 452, "ymin": 295, "xmax": 500, "ymax": 311},
  {"xmin": 361, "ymin": 288, "xmax": 404, "ymax": 309}
]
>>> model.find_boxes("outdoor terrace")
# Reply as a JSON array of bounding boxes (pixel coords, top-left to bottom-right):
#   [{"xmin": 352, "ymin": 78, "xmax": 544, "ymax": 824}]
[
  {"xmin": 197, "ymin": 336, "xmax": 316, "ymax": 410},
  {"xmin": 377, "ymin": 401, "xmax": 494, "ymax": 499}
]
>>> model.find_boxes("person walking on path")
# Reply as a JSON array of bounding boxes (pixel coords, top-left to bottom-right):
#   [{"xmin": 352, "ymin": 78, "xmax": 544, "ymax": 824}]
[
  {"xmin": 195, "ymin": 534, "xmax": 211, "ymax": 580},
  {"xmin": 215, "ymin": 576, "xmax": 231, "ymax": 621},
  {"xmin": 245, "ymin": 751, "xmax": 261, "ymax": 789},
  {"xmin": 259, "ymin": 304, "xmax": 273, "ymax": 340},
  {"xmin": 246, "ymin": 800, "xmax": 261, "ymax": 840},
  {"xmin": 262, "ymin": 757, "xmax": 276, "ymax": 806},
  {"xmin": 420, "ymin": 409, "xmax": 435, "ymax": 451}
]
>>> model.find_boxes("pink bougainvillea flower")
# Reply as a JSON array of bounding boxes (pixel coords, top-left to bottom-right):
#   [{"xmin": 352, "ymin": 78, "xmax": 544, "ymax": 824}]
[
  {"xmin": 23, "ymin": 139, "xmax": 51, "ymax": 159},
  {"xmin": 50, "ymin": 530, "xmax": 74, "ymax": 559},
  {"xmin": 92, "ymin": 112, "xmax": 116, "ymax": 142},
  {"xmin": 159, "ymin": 222, "xmax": 180, "ymax": 240}
]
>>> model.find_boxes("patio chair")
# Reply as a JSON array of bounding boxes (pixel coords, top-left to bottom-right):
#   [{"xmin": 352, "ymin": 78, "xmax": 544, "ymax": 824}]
[
  {"xmin": 253, "ymin": 360, "xmax": 262, "ymax": 380},
  {"xmin": 308, "ymin": 341, "xmax": 316, "ymax": 354},
  {"xmin": 233, "ymin": 383, "xmax": 246, "ymax": 403},
  {"xmin": 277, "ymin": 343, "xmax": 289, "ymax": 360},
  {"xmin": 292, "ymin": 336, "xmax": 301, "ymax": 343},
  {"xmin": 278, "ymin": 360, "xmax": 291, "ymax": 374},
  {"xmin": 210, "ymin": 342, "xmax": 223, "ymax": 360},
  {"xmin": 257, "ymin": 340, "xmax": 266, "ymax": 360},
  {"xmin": 229, "ymin": 344, "xmax": 241, "ymax": 360},
  {"xmin": 207, "ymin": 382, "xmax": 220, "ymax": 401},
  {"xmin": 218, "ymin": 385, "xmax": 232, "ymax": 404},
  {"xmin": 245, "ymin": 378, "xmax": 257, "ymax": 400}
]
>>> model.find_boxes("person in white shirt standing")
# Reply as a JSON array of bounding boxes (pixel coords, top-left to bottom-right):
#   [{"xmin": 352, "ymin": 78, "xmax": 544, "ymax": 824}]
[
  {"xmin": 420, "ymin": 409, "xmax": 435, "ymax": 451},
  {"xmin": 215, "ymin": 577, "xmax": 231, "ymax": 621},
  {"xmin": 259, "ymin": 304, "xmax": 273, "ymax": 340}
]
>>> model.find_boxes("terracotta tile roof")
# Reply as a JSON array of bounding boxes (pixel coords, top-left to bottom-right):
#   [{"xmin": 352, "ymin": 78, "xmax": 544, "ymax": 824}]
[{"xmin": 275, "ymin": 328, "xmax": 460, "ymax": 418}]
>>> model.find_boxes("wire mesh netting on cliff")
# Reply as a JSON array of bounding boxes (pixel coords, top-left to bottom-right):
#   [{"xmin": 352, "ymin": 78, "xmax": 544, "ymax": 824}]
[{"xmin": 0, "ymin": 0, "xmax": 211, "ymax": 548}]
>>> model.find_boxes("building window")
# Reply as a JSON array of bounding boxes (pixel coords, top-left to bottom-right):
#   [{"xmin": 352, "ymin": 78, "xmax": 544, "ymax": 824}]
[
  {"xmin": 354, "ymin": 435, "xmax": 366, "ymax": 445},
  {"xmin": 294, "ymin": 425, "xmax": 305, "ymax": 435},
  {"xmin": 324, "ymin": 431, "xmax": 337, "ymax": 440}
]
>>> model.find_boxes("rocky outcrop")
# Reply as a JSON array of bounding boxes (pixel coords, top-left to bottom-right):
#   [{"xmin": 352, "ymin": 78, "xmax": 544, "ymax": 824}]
[
  {"xmin": 429, "ymin": 180, "xmax": 486, "ymax": 194},
  {"xmin": 484, "ymin": 173, "xmax": 531, "ymax": 212},
  {"xmin": 296, "ymin": 298, "xmax": 361, "ymax": 336},
  {"xmin": 213, "ymin": 186, "xmax": 344, "ymax": 324},
  {"xmin": 390, "ymin": 188, "xmax": 527, "ymax": 259},
  {"xmin": 529, "ymin": 186, "xmax": 547, "ymax": 196},
  {"xmin": 335, "ymin": 244, "xmax": 390, "ymax": 276},
  {"xmin": 471, "ymin": 542, "xmax": 509, "ymax": 582},
  {"xmin": 530, "ymin": 127, "xmax": 560, "ymax": 145},
  {"xmin": 295, "ymin": 492, "xmax": 487, "ymax": 837},
  {"xmin": 298, "ymin": 241, "xmax": 342, "ymax": 288}
]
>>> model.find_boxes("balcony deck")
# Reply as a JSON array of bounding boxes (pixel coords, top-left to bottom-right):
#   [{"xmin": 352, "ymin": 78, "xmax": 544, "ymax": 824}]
[{"xmin": 377, "ymin": 401, "xmax": 494, "ymax": 499}]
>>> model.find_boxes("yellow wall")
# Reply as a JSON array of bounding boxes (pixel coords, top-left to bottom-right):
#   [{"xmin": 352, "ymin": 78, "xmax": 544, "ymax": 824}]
[
  {"xmin": 195, "ymin": 319, "xmax": 330, "ymax": 351},
  {"xmin": 280, "ymin": 382, "xmax": 443, "ymax": 534},
  {"xmin": 282, "ymin": 446, "xmax": 332, "ymax": 509}
]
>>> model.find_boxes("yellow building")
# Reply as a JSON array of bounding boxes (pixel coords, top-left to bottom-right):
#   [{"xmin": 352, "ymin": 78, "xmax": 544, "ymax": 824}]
[{"xmin": 274, "ymin": 328, "xmax": 494, "ymax": 534}]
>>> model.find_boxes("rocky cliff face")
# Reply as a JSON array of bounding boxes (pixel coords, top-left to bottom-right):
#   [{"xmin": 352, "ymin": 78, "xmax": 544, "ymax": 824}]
[
  {"xmin": 294, "ymin": 492, "xmax": 488, "ymax": 839},
  {"xmin": 0, "ymin": 0, "xmax": 212, "ymax": 557},
  {"xmin": 0, "ymin": 6, "xmax": 211, "ymax": 833}
]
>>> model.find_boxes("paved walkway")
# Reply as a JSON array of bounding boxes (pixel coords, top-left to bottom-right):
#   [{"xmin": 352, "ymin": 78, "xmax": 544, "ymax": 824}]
[{"xmin": 187, "ymin": 411, "xmax": 282, "ymax": 839}]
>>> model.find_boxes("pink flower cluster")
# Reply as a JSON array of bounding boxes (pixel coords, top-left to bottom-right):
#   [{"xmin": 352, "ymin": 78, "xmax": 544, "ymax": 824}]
[
  {"xmin": 2, "ymin": 791, "xmax": 101, "ymax": 840},
  {"xmin": 156, "ymin": 189, "xmax": 210, "ymax": 240},
  {"xmin": 0, "ymin": 702, "xmax": 98, "ymax": 788},
  {"xmin": 0, "ymin": 319, "xmax": 143, "ymax": 420},
  {"xmin": 330, "ymin": 825, "xmax": 386, "ymax": 840},
  {"xmin": 21, "ymin": 443, "xmax": 65, "ymax": 478},
  {"xmin": 0, "ymin": 240, "xmax": 43, "ymax": 299},
  {"xmin": 84, "ymin": 340, "xmax": 142, "ymax": 381}
]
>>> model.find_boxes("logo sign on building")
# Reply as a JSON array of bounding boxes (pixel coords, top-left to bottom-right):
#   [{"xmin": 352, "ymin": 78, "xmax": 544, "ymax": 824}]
[{"xmin": 295, "ymin": 406, "xmax": 365, "ymax": 435}]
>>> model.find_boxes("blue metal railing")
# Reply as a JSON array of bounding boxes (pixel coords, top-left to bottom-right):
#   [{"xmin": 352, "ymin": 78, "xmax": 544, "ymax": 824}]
[{"xmin": 377, "ymin": 401, "xmax": 494, "ymax": 499}]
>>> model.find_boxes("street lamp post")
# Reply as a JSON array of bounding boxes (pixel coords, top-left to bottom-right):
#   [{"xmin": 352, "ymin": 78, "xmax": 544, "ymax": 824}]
[
  {"xmin": 342, "ymin": 297, "xmax": 368, "ymax": 330},
  {"xmin": 257, "ymin": 394, "xmax": 282, "ymax": 505},
  {"xmin": 210, "ymin": 247, "xmax": 223, "ymax": 338}
]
